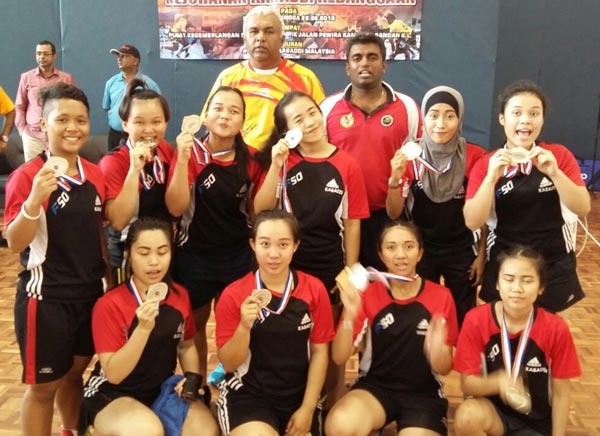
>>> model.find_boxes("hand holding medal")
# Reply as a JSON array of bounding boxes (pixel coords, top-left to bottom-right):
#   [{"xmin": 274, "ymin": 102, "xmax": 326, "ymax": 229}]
[
  {"xmin": 44, "ymin": 156, "xmax": 69, "ymax": 177},
  {"xmin": 176, "ymin": 114, "xmax": 202, "ymax": 163}
]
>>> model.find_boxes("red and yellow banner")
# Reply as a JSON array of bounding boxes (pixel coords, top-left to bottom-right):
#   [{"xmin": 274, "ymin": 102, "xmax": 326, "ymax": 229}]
[{"xmin": 158, "ymin": 0, "xmax": 422, "ymax": 60}]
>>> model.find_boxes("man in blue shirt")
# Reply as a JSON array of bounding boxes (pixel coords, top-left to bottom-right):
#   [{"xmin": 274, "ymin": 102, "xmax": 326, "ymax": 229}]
[{"xmin": 103, "ymin": 44, "xmax": 161, "ymax": 150}]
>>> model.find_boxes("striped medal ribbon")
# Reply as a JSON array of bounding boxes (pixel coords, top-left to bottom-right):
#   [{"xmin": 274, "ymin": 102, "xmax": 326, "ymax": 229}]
[
  {"xmin": 255, "ymin": 269, "xmax": 294, "ymax": 321},
  {"xmin": 191, "ymin": 136, "xmax": 234, "ymax": 166},
  {"xmin": 366, "ymin": 266, "xmax": 418, "ymax": 288},
  {"xmin": 503, "ymin": 143, "xmax": 536, "ymax": 179},
  {"xmin": 500, "ymin": 307, "xmax": 534, "ymax": 383},
  {"xmin": 125, "ymin": 140, "xmax": 165, "ymax": 191}
]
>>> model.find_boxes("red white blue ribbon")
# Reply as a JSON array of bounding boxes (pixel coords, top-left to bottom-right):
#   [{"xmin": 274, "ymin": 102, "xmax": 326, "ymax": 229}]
[
  {"xmin": 126, "ymin": 278, "xmax": 144, "ymax": 307},
  {"xmin": 503, "ymin": 143, "xmax": 535, "ymax": 179},
  {"xmin": 366, "ymin": 266, "xmax": 418, "ymax": 287},
  {"xmin": 50, "ymin": 153, "xmax": 85, "ymax": 192},
  {"xmin": 126, "ymin": 140, "xmax": 165, "ymax": 191},
  {"xmin": 191, "ymin": 135, "xmax": 234, "ymax": 166},
  {"xmin": 255, "ymin": 269, "xmax": 294, "ymax": 321},
  {"xmin": 500, "ymin": 307, "xmax": 534, "ymax": 382},
  {"xmin": 280, "ymin": 161, "xmax": 293, "ymax": 213}
]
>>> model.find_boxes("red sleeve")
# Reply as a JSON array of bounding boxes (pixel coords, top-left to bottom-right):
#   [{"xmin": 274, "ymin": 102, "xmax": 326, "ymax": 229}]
[
  {"xmin": 343, "ymin": 153, "xmax": 370, "ymax": 220},
  {"xmin": 247, "ymin": 150, "xmax": 265, "ymax": 190},
  {"xmin": 465, "ymin": 152, "xmax": 493, "ymax": 200},
  {"xmin": 215, "ymin": 279, "xmax": 245, "ymax": 349},
  {"xmin": 99, "ymin": 152, "xmax": 129, "ymax": 201},
  {"xmin": 547, "ymin": 143, "xmax": 585, "ymax": 187},
  {"xmin": 453, "ymin": 306, "xmax": 488, "ymax": 375},
  {"xmin": 4, "ymin": 165, "xmax": 35, "ymax": 226},
  {"xmin": 306, "ymin": 275, "xmax": 335, "ymax": 344},
  {"xmin": 547, "ymin": 314, "xmax": 581, "ymax": 379},
  {"xmin": 465, "ymin": 143, "xmax": 487, "ymax": 177},
  {"xmin": 92, "ymin": 291, "xmax": 129, "ymax": 354},
  {"xmin": 441, "ymin": 289, "xmax": 459, "ymax": 346}
]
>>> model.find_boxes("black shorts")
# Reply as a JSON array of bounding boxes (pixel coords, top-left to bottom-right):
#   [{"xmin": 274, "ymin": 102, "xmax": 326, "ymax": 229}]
[
  {"xmin": 352, "ymin": 377, "xmax": 448, "ymax": 435},
  {"xmin": 493, "ymin": 403, "xmax": 549, "ymax": 436},
  {"xmin": 217, "ymin": 385, "xmax": 322, "ymax": 435},
  {"xmin": 480, "ymin": 249, "xmax": 584, "ymax": 313},
  {"xmin": 14, "ymin": 288, "xmax": 96, "ymax": 384},
  {"xmin": 174, "ymin": 245, "xmax": 252, "ymax": 309}
]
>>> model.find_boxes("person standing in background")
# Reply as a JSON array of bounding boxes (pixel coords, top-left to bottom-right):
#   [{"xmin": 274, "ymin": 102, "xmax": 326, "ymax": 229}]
[
  {"xmin": 202, "ymin": 5, "xmax": 324, "ymax": 150},
  {"xmin": 321, "ymin": 33, "xmax": 421, "ymax": 271},
  {"xmin": 15, "ymin": 41, "xmax": 76, "ymax": 161},
  {"xmin": 103, "ymin": 44, "xmax": 161, "ymax": 151}
]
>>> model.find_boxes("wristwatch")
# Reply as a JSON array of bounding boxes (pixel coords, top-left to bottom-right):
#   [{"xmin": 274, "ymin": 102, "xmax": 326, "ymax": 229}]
[{"xmin": 0, "ymin": 135, "xmax": 8, "ymax": 142}]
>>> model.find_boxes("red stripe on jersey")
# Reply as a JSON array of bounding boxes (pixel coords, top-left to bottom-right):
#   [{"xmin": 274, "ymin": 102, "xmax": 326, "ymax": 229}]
[{"xmin": 24, "ymin": 298, "xmax": 38, "ymax": 384}]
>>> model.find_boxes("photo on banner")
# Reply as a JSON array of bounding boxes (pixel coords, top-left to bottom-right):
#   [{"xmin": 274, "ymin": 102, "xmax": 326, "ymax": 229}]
[{"xmin": 158, "ymin": 0, "xmax": 422, "ymax": 60}]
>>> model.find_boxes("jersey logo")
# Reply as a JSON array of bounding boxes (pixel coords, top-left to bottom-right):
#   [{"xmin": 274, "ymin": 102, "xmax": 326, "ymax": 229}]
[
  {"xmin": 94, "ymin": 195, "xmax": 102, "ymax": 212},
  {"xmin": 298, "ymin": 313, "xmax": 313, "ymax": 331},
  {"xmin": 525, "ymin": 357, "xmax": 548, "ymax": 373},
  {"xmin": 375, "ymin": 312, "xmax": 395, "ymax": 333},
  {"xmin": 496, "ymin": 180, "xmax": 514, "ymax": 198},
  {"xmin": 324, "ymin": 178, "xmax": 343, "ymax": 195},
  {"xmin": 340, "ymin": 113, "xmax": 354, "ymax": 128},
  {"xmin": 416, "ymin": 318, "xmax": 429, "ymax": 336},
  {"xmin": 50, "ymin": 191, "xmax": 71, "ymax": 214},
  {"xmin": 538, "ymin": 177, "xmax": 555, "ymax": 193},
  {"xmin": 380, "ymin": 114, "xmax": 394, "ymax": 127},
  {"xmin": 198, "ymin": 172, "xmax": 216, "ymax": 192},
  {"xmin": 39, "ymin": 367, "xmax": 54, "ymax": 375},
  {"xmin": 289, "ymin": 171, "xmax": 304, "ymax": 186},
  {"xmin": 236, "ymin": 184, "xmax": 248, "ymax": 198},
  {"xmin": 488, "ymin": 343, "xmax": 500, "ymax": 362},
  {"xmin": 174, "ymin": 322, "xmax": 185, "ymax": 340}
]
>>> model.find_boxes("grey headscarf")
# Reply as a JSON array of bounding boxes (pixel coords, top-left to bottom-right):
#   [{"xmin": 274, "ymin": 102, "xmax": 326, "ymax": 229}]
[{"xmin": 419, "ymin": 86, "xmax": 467, "ymax": 203}]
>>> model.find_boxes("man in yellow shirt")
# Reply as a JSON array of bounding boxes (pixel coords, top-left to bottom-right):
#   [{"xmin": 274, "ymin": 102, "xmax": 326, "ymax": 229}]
[
  {"xmin": 201, "ymin": 5, "xmax": 325, "ymax": 150},
  {"xmin": 0, "ymin": 85, "xmax": 15, "ymax": 154}
]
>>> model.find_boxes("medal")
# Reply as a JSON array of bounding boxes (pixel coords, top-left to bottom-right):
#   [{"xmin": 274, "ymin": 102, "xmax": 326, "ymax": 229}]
[
  {"xmin": 500, "ymin": 306, "xmax": 534, "ymax": 414},
  {"xmin": 251, "ymin": 289, "xmax": 272, "ymax": 308},
  {"xmin": 126, "ymin": 140, "xmax": 165, "ymax": 190},
  {"xmin": 146, "ymin": 282, "xmax": 169, "ymax": 302},
  {"xmin": 401, "ymin": 140, "xmax": 422, "ymax": 161},
  {"xmin": 182, "ymin": 114, "xmax": 203, "ymax": 135},
  {"xmin": 284, "ymin": 128, "xmax": 302, "ymax": 149},
  {"xmin": 44, "ymin": 156, "xmax": 68, "ymax": 177},
  {"xmin": 509, "ymin": 146, "xmax": 531, "ymax": 164},
  {"xmin": 404, "ymin": 139, "xmax": 454, "ymax": 180},
  {"xmin": 504, "ymin": 143, "xmax": 535, "ymax": 178},
  {"xmin": 255, "ymin": 269, "xmax": 294, "ymax": 321}
]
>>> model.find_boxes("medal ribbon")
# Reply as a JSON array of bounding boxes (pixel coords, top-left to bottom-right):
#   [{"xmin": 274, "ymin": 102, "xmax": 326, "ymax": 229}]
[
  {"xmin": 280, "ymin": 161, "xmax": 293, "ymax": 213},
  {"xmin": 503, "ymin": 143, "xmax": 535, "ymax": 179},
  {"xmin": 126, "ymin": 140, "xmax": 165, "ymax": 191},
  {"xmin": 45, "ymin": 151, "xmax": 86, "ymax": 192},
  {"xmin": 126, "ymin": 278, "xmax": 144, "ymax": 307},
  {"xmin": 366, "ymin": 266, "xmax": 418, "ymax": 287},
  {"xmin": 255, "ymin": 269, "xmax": 294, "ymax": 321},
  {"xmin": 500, "ymin": 307, "xmax": 534, "ymax": 382},
  {"xmin": 191, "ymin": 135, "xmax": 234, "ymax": 166}
]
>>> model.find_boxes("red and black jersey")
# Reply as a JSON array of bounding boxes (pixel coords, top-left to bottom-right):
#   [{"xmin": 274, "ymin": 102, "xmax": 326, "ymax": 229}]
[
  {"xmin": 83, "ymin": 282, "xmax": 196, "ymax": 403},
  {"xmin": 321, "ymin": 82, "xmax": 422, "ymax": 211},
  {"xmin": 168, "ymin": 146, "xmax": 262, "ymax": 255},
  {"xmin": 215, "ymin": 270, "xmax": 334, "ymax": 401},
  {"xmin": 349, "ymin": 280, "xmax": 458, "ymax": 395},
  {"xmin": 466, "ymin": 143, "xmax": 584, "ymax": 260},
  {"xmin": 4, "ymin": 155, "xmax": 105, "ymax": 301},
  {"xmin": 99, "ymin": 139, "xmax": 174, "ymax": 222},
  {"xmin": 454, "ymin": 303, "xmax": 581, "ymax": 430},
  {"xmin": 271, "ymin": 148, "xmax": 369, "ymax": 279},
  {"xmin": 404, "ymin": 143, "xmax": 486, "ymax": 256}
]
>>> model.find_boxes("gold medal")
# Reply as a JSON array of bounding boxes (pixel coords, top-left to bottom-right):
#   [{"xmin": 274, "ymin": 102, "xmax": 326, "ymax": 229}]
[
  {"xmin": 506, "ymin": 385, "xmax": 532, "ymax": 415},
  {"xmin": 182, "ymin": 114, "xmax": 203, "ymax": 134},
  {"xmin": 44, "ymin": 156, "xmax": 68, "ymax": 177},
  {"xmin": 146, "ymin": 282, "xmax": 168, "ymax": 302},
  {"xmin": 509, "ymin": 147, "xmax": 531, "ymax": 165},
  {"xmin": 252, "ymin": 289, "xmax": 272, "ymax": 308}
]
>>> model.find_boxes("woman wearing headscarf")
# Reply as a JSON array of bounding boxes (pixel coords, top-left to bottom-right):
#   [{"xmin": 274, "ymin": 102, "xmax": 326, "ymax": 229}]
[{"xmin": 386, "ymin": 86, "xmax": 486, "ymax": 325}]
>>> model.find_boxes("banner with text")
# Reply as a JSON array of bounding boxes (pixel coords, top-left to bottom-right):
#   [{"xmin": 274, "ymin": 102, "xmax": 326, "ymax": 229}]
[{"xmin": 158, "ymin": 0, "xmax": 422, "ymax": 60}]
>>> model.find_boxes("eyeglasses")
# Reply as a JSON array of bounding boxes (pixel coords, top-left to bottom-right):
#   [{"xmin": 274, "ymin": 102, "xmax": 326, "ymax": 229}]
[{"xmin": 36, "ymin": 51, "xmax": 53, "ymax": 56}]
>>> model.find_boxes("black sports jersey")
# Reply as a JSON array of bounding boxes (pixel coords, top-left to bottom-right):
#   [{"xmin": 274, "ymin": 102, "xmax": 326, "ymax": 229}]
[
  {"xmin": 169, "ymin": 146, "xmax": 262, "ymax": 255},
  {"xmin": 83, "ymin": 282, "xmax": 196, "ymax": 404},
  {"xmin": 454, "ymin": 303, "xmax": 581, "ymax": 433},
  {"xmin": 215, "ymin": 270, "xmax": 334, "ymax": 402},
  {"xmin": 350, "ymin": 280, "xmax": 458, "ymax": 395},
  {"xmin": 404, "ymin": 143, "xmax": 486, "ymax": 256},
  {"xmin": 4, "ymin": 155, "xmax": 105, "ymax": 301},
  {"xmin": 275, "ymin": 148, "xmax": 369, "ymax": 280},
  {"xmin": 100, "ymin": 139, "xmax": 174, "ymax": 222},
  {"xmin": 466, "ymin": 143, "xmax": 584, "ymax": 261}
]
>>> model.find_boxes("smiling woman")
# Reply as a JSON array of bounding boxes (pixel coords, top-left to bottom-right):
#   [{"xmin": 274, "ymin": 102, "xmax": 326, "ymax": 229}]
[{"xmin": 463, "ymin": 80, "xmax": 591, "ymax": 313}]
